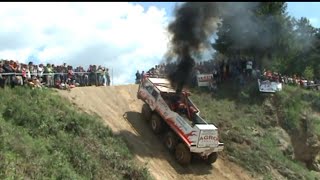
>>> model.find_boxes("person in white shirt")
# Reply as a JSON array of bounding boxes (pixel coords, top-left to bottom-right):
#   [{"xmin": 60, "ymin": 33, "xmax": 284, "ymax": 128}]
[
  {"xmin": 246, "ymin": 59, "xmax": 253, "ymax": 77},
  {"xmin": 37, "ymin": 64, "xmax": 44, "ymax": 81}
]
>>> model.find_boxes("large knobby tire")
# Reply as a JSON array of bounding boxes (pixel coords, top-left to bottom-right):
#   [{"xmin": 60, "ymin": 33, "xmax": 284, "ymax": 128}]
[
  {"xmin": 165, "ymin": 131, "xmax": 178, "ymax": 152},
  {"xmin": 206, "ymin": 152, "xmax": 218, "ymax": 165},
  {"xmin": 141, "ymin": 104, "xmax": 152, "ymax": 121},
  {"xmin": 150, "ymin": 114, "xmax": 163, "ymax": 134},
  {"xmin": 175, "ymin": 143, "xmax": 191, "ymax": 165}
]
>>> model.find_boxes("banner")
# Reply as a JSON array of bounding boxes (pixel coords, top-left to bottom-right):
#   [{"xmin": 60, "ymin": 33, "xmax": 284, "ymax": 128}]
[
  {"xmin": 197, "ymin": 74, "xmax": 213, "ymax": 87},
  {"xmin": 258, "ymin": 79, "xmax": 282, "ymax": 93}
]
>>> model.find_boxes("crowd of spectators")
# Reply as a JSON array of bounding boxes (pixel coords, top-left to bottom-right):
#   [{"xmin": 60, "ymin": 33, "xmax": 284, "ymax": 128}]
[
  {"xmin": 139, "ymin": 57, "xmax": 320, "ymax": 91},
  {"xmin": 261, "ymin": 70, "xmax": 320, "ymax": 90},
  {"xmin": 0, "ymin": 59, "xmax": 111, "ymax": 89},
  {"xmin": 140, "ymin": 58, "xmax": 258, "ymax": 86}
]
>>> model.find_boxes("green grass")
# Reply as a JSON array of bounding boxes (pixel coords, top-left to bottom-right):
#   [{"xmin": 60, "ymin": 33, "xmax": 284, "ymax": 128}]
[
  {"xmin": 0, "ymin": 87, "xmax": 151, "ymax": 180},
  {"xmin": 190, "ymin": 80, "xmax": 320, "ymax": 180},
  {"xmin": 276, "ymin": 85, "xmax": 320, "ymax": 136}
]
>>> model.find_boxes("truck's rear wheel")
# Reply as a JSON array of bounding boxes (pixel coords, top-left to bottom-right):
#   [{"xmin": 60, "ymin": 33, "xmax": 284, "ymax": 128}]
[
  {"xmin": 165, "ymin": 131, "xmax": 178, "ymax": 152},
  {"xmin": 150, "ymin": 114, "xmax": 163, "ymax": 134},
  {"xmin": 206, "ymin": 152, "xmax": 218, "ymax": 165},
  {"xmin": 142, "ymin": 104, "xmax": 152, "ymax": 121},
  {"xmin": 175, "ymin": 143, "xmax": 191, "ymax": 165}
]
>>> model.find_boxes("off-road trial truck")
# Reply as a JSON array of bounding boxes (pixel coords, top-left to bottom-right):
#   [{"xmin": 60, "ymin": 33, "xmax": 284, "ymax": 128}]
[{"xmin": 137, "ymin": 76, "xmax": 224, "ymax": 165}]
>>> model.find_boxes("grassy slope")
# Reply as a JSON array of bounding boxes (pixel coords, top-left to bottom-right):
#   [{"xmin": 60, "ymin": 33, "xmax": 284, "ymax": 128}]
[
  {"xmin": 190, "ymin": 80, "xmax": 320, "ymax": 180},
  {"xmin": 0, "ymin": 87, "xmax": 151, "ymax": 180}
]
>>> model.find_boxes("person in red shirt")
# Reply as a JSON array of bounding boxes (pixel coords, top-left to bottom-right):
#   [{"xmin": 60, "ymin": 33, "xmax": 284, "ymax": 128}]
[
  {"xmin": 266, "ymin": 70, "xmax": 272, "ymax": 80},
  {"xmin": 67, "ymin": 66, "xmax": 74, "ymax": 85}
]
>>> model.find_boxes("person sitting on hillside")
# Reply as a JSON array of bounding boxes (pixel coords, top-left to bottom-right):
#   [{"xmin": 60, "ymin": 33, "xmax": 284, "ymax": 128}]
[
  {"xmin": 28, "ymin": 76, "xmax": 43, "ymax": 89},
  {"xmin": 209, "ymin": 78, "xmax": 218, "ymax": 93}
]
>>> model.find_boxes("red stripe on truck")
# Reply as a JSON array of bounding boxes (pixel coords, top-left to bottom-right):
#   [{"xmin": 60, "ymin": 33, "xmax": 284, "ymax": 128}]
[{"xmin": 155, "ymin": 107, "xmax": 192, "ymax": 146}]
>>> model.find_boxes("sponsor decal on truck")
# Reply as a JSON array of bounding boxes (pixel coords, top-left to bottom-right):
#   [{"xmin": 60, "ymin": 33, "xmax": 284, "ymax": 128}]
[{"xmin": 197, "ymin": 130, "xmax": 218, "ymax": 148}]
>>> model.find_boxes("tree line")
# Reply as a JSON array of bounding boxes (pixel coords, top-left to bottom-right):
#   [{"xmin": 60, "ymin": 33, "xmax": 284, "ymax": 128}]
[{"xmin": 212, "ymin": 2, "xmax": 320, "ymax": 80}]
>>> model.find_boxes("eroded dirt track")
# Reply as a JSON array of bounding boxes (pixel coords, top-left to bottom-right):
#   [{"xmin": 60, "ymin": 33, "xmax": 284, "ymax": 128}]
[{"xmin": 58, "ymin": 85, "xmax": 255, "ymax": 180}]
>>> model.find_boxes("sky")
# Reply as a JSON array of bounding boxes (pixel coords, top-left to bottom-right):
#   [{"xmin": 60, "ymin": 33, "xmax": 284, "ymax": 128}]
[{"xmin": 0, "ymin": 2, "xmax": 319, "ymax": 85}]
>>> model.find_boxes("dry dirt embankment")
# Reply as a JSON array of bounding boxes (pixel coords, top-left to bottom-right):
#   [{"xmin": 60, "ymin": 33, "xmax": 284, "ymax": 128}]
[{"xmin": 58, "ymin": 85, "xmax": 255, "ymax": 180}]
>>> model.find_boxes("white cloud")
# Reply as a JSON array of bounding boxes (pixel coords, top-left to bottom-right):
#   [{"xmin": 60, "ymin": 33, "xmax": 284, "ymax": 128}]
[
  {"xmin": 0, "ymin": 2, "xmax": 171, "ymax": 85},
  {"xmin": 309, "ymin": 18, "xmax": 320, "ymax": 28}
]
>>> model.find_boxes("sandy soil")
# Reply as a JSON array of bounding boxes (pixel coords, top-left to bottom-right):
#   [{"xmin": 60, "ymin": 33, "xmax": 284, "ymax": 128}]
[{"xmin": 58, "ymin": 85, "xmax": 258, "ymax": 180}]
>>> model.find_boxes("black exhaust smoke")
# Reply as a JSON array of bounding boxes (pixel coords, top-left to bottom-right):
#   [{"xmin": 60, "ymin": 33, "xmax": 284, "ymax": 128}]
[{"xmin": 167, "ymin": 2, "xmax": 221, "ymax": 93}]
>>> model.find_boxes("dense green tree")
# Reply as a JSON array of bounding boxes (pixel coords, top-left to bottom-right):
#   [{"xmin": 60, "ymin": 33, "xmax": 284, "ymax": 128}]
[{"xmin": 213, "ymin": 2, "xmax": 320, "ymax": 79}]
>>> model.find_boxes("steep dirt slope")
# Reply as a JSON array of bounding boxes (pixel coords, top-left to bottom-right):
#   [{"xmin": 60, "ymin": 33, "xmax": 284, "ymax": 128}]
[{"xmin": 58, "ymin": 85, "xmax": 256, "ymax": 180}]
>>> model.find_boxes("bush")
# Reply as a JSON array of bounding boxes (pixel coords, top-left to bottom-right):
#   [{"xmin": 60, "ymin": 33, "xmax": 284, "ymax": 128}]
[{"xmin": 303, "ymin": 66, "xmax": 314, "ymax": 80}]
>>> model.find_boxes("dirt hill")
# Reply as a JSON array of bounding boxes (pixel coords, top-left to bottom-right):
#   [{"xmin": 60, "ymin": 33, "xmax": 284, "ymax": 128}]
[{"xmin": 58, "ymin": 85, "xmax": 256, "ymax": 180}]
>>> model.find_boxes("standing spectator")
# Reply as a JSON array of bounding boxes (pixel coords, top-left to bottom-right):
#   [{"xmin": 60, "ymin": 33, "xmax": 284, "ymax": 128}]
[
  {"xmin": 92, "ymin": 65, "xmax": 97, "ymax": 86},
  {"xmin": 256, "ymin": 68, "xmax": 261, "ymax": 79},
  {"xmin": 62, "ymin": 63, "xmax": 68, "ymax": 84},
  {"xmin": 21, "ymin": 64, "xmax": 27, "ymax": 84},
  {"xmin": 252, "ymin": 69, "xmax": 257, "ymax": 79},
  {"xmin": 15, "ymin": 62, "xmax": 23, "ymax": 86},
  {"xmin": 135, "ymin": 70, "xmax": 141, "ymax": 84},
  {"xmin": 239, "ymin": 70, "xmax": 245, "ymax": 87},
  {"xmin": 28, "ymin": 62, "xmax": 35, "ymax": 80},
  {"xmin": 67, "ymin": 66, "xmax": 75, "ymax": 85},
  {"xmin": 97, "ymin": 65, "xmax": 104, "ymax": 86},
  {"xmin": 32, "ymin": 65, "xmax": 38, "ymax": 80},
  {"xmin": 0, "ymin": 61, "xmax": 5, "ymax": 88},
  {"xmin": 54, "ymin": 66, "xmax": 62, "ymax": 86},
  {"xmin": 51, "ymin": 64, "xmax": 57, "ymax": 83},
  {"xmin": 10, "ymin": 61, "xmax": 18, "ymax": 87},
  {"xmin": 266, "ymin": 70, "xmax": 272, "ymax": 80},
  {"xmin": 26, "ymin": 63, "xmax": 32, "ymax": 81},
  {"xmin": 78, "ymin": 66, "xmax": 85, "ymax": 86},
  {"xmin": 213, "ymin": 67, "xmax": 218, "ymax": 81},
  {"xmin": 88, "ymin": 65, "xmax": 95, "ymax": 86},
  {"xmin": 45, "ymin": 63, "xmax": 54, "ymax": 87},
  {"xmin": 106, "ymin": 68, "xmax": 110, "ymax": 86},
  {"xmin": 3, "ymin": 60, "xmax": 15, "ymax": 88},
  {"xmin": 84, "ymin": 67, "xmax": 89, "ymax": 86},
  {"xmin": 38, "ymin": 64, "xmax": 44, "ymax": 82},
  {"xmin": 160, "ymin": 65, "xmax": 165, "ymax": 75},
  {"xmin": 102, "ymin": 67, "xmax": 107, "ymax": 86},
  {"xmin": 246, "ymin": 59, "xmax": 253, "ymax": 78}
]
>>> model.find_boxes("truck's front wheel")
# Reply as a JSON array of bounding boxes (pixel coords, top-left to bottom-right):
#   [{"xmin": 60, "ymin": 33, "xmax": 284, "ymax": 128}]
[
  {"xmin": 175, "ymin": 143, "xmax": 191, "ymax": 165},
  {"xmin": 206, "ymin": 152, "xmax": 218, "ymax": 165},
  {"xmin": 142, "ymin": 104, "xmax": 152, "ymax": 121},
  {"xmin": 150, "ymin": 114, "xmax": 163, "ymax": 134}
]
